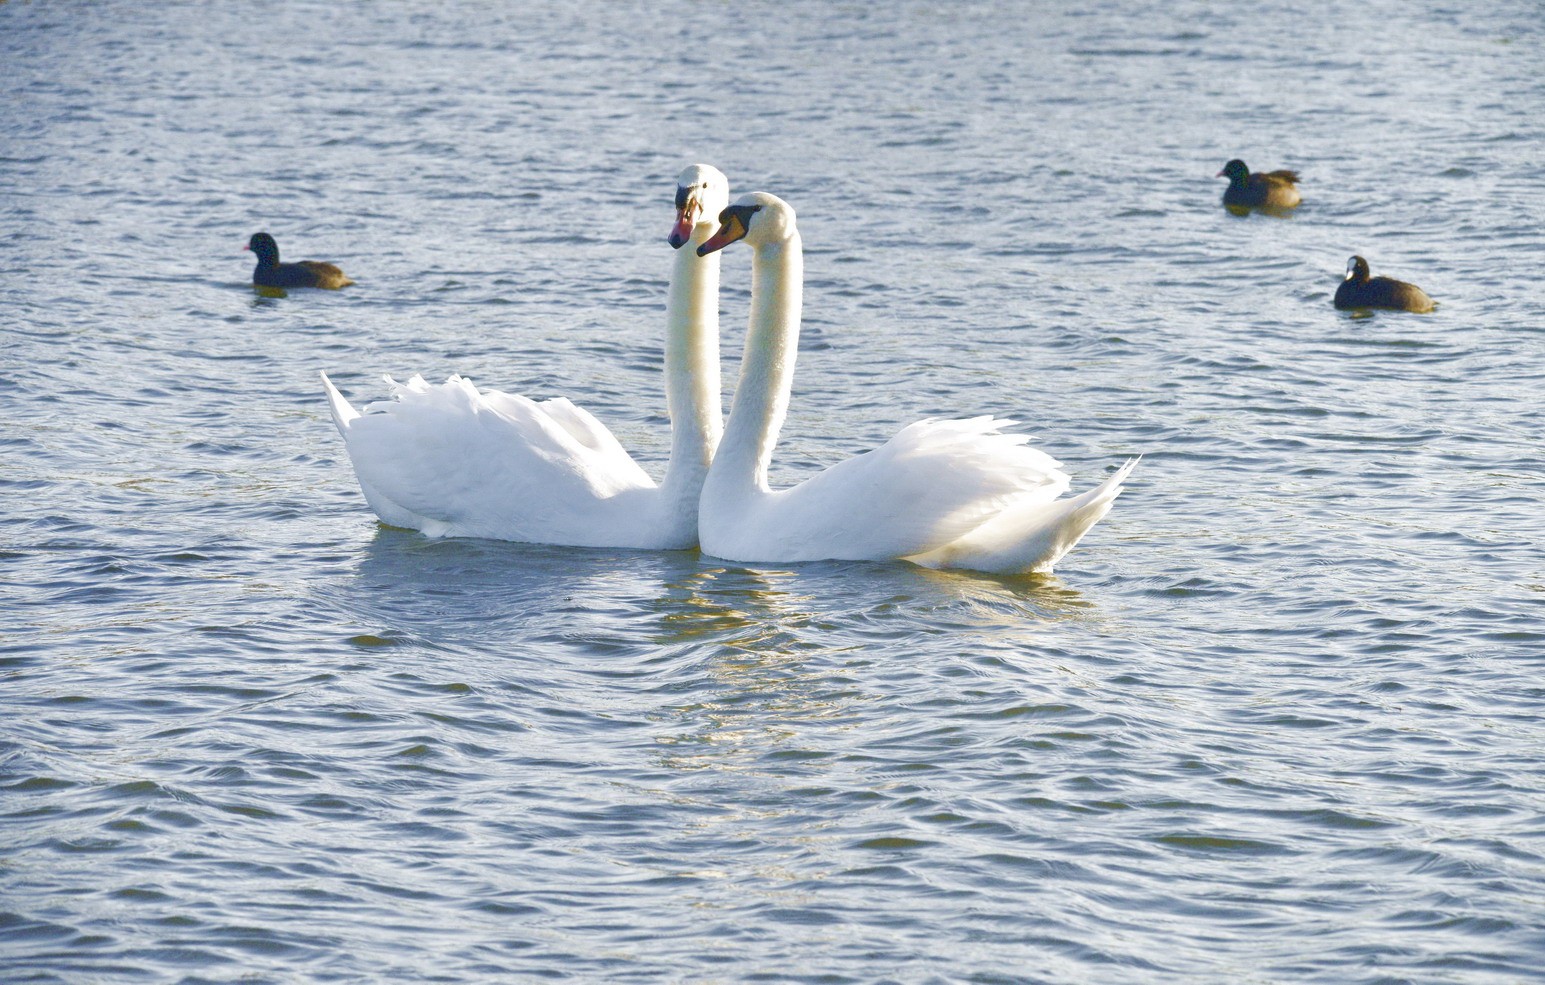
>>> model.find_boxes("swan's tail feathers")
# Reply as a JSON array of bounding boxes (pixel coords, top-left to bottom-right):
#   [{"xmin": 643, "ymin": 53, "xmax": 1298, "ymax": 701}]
[
  {"xmin": 910, "ymin": 455, "xmax": 1139, "ymax": 575},
  {"xmin": 321, "ymin": 371, "xmax": 361, "ymax": 434},
  {"xmin": 1068, "ymin": 456, "xmax": 1139, "ymax": 521}
]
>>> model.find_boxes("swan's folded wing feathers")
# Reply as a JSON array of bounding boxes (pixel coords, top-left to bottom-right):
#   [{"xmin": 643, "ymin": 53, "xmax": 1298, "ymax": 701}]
[
  {"xmin": 763, "ymin": 417, "xmax": 1072, "ymax": 560},
  {"xmin": 532, "ymin": 396, "xmax": 636, "ymax": 459},
  {"xmin": 911, "ymin": 456, "xmax": 1137, "ymax": 574},
  {"xmin": 336, "ymin": 375, "xmax": 654, "ymax": 541}
]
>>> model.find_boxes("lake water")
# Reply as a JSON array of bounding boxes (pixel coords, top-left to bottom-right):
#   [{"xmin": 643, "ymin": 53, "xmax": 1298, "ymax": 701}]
[{"xmin": 4, "ymin": 1, "xmax": 1544, "ymax": 982}]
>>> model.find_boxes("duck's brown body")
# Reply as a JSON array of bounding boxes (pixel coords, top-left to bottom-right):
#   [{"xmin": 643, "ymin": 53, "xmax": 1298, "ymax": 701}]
[
  {"xmin": 1218, "ymin": 159, "xmax": 1301, "ymax": 209},
  {"xmin": 246, "ymin": 232, "xmax": 354, "ymax": 289},
  {"xmin": 1334, "ymin": 255, "xmax": 1434, "ymax": 312}
]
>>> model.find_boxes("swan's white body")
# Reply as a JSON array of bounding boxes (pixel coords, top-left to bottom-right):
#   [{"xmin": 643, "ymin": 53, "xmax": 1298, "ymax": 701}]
[
  {"xmin": 321, "ymin": 165, "xmax": 729, "ymax": 549},
  {"xmin": 697, "ymin": 192, "xmax": 1136, "ymax": 575}
]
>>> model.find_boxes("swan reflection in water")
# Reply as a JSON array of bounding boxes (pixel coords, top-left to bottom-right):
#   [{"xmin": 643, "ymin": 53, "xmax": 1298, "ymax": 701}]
[
  {"xmin": 648, "ymin": 561, "xmax": 1109, "ymax": 770},
  {"xmin": 338, "ymin": 526, "xmax": 1102, "ymax": 653},
  {"xmin": 333, "ymin": 531, "xmax": 1117, "ymax": 861}
]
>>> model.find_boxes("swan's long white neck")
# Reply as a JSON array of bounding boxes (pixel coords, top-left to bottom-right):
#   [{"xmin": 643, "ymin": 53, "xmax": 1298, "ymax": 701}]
[
  {"xmin": 659, "ymin": 221, "xmax": 723, "ymax": 505},
  {"xmin": 707, "ymin": 230, "xmax": 802, "ymax": 499}
]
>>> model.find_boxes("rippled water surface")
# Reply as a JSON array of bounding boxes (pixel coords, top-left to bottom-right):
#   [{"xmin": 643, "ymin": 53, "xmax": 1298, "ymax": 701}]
[{"xmin": 4, "ymin": 1, "xmax": 1544, "ymax": 982}]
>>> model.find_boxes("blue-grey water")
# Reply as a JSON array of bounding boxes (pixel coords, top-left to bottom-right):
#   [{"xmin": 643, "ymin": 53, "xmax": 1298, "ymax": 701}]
[{"xmin": 4, "ymin": 1, "xmax": 1544, "ymax": 982}]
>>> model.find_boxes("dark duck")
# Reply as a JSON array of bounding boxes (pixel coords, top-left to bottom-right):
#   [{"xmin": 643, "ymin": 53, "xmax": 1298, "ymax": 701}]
[
  {"xmin": 1333, "ymin": 255, "xmax": 1434, "ymax": 312},
  {"xmin": 245, "ymin": 232, "xmax": 354, "ymax": 289},
  {"xmin": 1216, "ymin": 159, "xmax": 1301, "ymax": 210}
]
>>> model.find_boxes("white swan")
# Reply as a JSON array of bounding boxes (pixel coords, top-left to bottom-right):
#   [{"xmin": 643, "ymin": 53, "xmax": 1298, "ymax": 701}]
[
  {"xmin": 319, "ymin": 164, "xmax": 729, "ymax": 549},
  {"xmin": 695, "ymin": 192, "xmax": 1136, "ymax": 575}
]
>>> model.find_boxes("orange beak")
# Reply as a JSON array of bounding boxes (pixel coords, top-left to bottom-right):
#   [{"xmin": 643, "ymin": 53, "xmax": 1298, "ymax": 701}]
[{"xmin": 697, "ymin": 211, "xmax": 748, "ymax": 256}]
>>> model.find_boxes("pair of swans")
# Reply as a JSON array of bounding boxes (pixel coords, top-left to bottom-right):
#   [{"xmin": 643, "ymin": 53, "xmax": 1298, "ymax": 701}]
[{"xmin": 322, "ymin": 166, "xmax": 1136, "ymax": 575}]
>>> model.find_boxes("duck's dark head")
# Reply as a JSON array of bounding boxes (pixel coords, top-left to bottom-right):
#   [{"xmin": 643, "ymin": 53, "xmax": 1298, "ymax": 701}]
[
  {"xmin": 1344, "ymin": 255, "xmax": 1371, "ymax": 283},
  {"xmin": 245, "ymin": 232, "xmax": 280, "ymax": 265},
  {"xmin": 1217, "ymin": 159, "xmax": 1250, "ymax": 183}
]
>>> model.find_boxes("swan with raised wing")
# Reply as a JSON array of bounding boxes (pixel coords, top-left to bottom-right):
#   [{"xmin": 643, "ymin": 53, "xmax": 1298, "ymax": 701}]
[
  {"xmin": 320, "ymin": 164, "xmax": 729, "ymax": 549},
  {"xmin": 695, "ymin": 191, "xmax": 1136, "ymax": 575}
]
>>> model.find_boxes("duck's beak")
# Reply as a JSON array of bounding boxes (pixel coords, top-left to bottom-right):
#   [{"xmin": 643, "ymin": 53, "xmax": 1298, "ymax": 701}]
[{"xmin": 697, "ymin": 209, "xmax": 749, "ymax": 256}]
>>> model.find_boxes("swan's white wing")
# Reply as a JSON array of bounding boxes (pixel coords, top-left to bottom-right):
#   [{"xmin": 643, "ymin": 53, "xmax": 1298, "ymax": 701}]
[
  {"xmin": 324, "ymin": 373, "xmax": 662, "ymax": 545},
  {"xmin": 910, "ymin": 457, "xmax": 1138, "ymax": 574},
  {"xmin": 480, "ymin": 389, "xmax": 630, "ymax": 460},
  {"xmin": 711, "ymin": 417, "xmax": 1072, "ymax": 563}
]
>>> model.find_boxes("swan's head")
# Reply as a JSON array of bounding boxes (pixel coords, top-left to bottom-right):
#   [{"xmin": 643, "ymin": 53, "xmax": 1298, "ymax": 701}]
[
  {"xmin": 668, "ymin": 164, "xmax": 730, "ymax": 250},
  {"xmin": 1344, "ymin": 255, "xmax": 1370, "ymax": 282},
  {"xmin": 1216, "ymin": 159, "xmax": 1249, "ymax": 182},
  {"xmin": 697, "ymin": 192, "xmax": 795, "ymax": 256}
]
